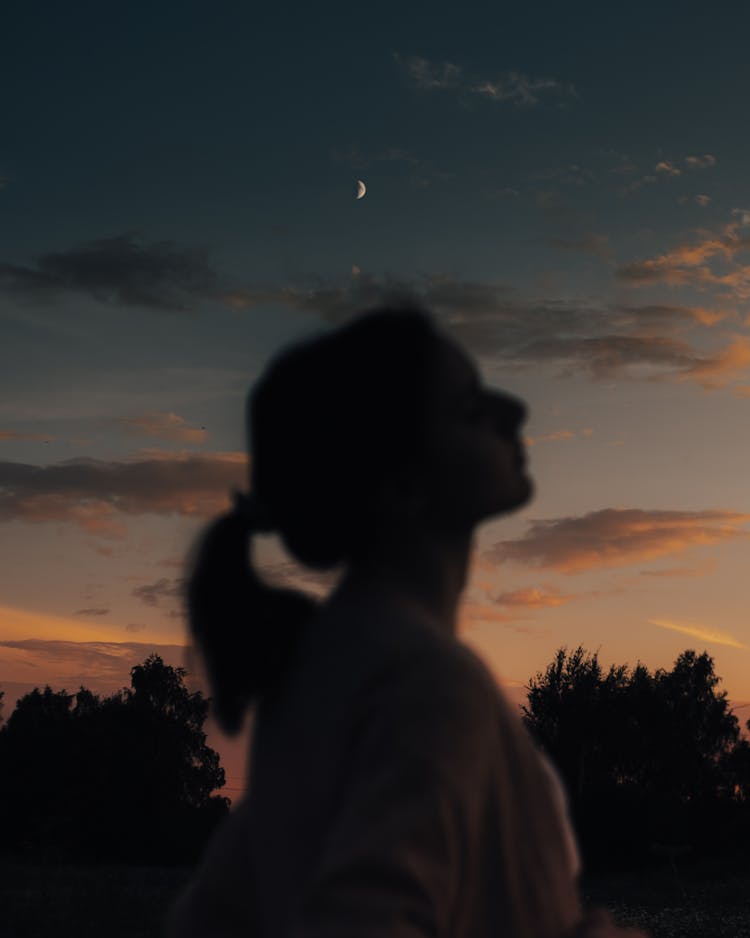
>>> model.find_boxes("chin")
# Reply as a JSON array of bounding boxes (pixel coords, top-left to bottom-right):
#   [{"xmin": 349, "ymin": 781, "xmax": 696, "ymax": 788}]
[{"xmin": 487, "ymin": 473, "xmax": 534, "ymax": 519}]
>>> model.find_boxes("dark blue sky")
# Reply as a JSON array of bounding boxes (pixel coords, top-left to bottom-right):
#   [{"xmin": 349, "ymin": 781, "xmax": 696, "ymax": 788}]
[{"xmin": 3, "ymin": 2, "xmax": 748, "ymax": 280}]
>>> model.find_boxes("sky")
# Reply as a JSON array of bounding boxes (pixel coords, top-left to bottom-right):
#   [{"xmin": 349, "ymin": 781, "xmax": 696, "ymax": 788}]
[{"xmin": 2, "ymin": 2, "xmax": 750, "ymax": 803}]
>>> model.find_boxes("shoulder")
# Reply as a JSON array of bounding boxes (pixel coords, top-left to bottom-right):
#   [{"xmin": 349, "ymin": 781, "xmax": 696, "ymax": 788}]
[{"xmin": 344, "ymin": 626, "xmax": 500, "ymax": 783}]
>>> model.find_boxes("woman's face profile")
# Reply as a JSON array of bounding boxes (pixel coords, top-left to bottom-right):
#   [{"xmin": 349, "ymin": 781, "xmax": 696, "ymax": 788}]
[{"xmin": 418, "ymin": 336, "xmax": 533, "ymax": 529}]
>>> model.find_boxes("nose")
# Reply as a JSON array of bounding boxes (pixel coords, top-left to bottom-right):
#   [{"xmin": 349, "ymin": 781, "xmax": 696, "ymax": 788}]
[{"xmin": 488, "ymin": 390, "xmax": 527, "ymax": 437}]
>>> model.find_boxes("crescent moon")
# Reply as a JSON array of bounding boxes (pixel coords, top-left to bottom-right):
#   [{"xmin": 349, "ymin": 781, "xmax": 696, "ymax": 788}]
[{"xmin": 356, "ymin": 179, "xmax": 366, "ymax": 200}]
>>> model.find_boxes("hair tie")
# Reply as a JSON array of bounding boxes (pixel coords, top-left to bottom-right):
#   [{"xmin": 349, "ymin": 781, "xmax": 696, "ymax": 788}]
[{"xmin": 231, "ymin": 489, "xmax": 276, "ymax": 533}]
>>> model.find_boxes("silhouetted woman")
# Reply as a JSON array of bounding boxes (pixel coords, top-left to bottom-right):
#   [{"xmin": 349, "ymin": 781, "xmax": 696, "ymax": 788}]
[{"xmin": 167, "ymin": 307, "xmax": 646, "ymax": 938}]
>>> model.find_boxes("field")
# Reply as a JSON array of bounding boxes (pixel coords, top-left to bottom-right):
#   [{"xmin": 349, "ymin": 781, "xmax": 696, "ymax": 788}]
[{"xmin": 1, "ymin": 855, "xmax": 748, "ymax": 937}]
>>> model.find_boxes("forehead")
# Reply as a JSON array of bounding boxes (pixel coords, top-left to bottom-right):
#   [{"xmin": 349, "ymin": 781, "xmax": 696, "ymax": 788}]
[{"xmin": 431, "ymin": 338, "xmax": 480, "ymax": 403}]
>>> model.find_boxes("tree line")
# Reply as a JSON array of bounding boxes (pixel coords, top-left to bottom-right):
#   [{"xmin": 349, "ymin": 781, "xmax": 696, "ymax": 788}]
[
  {"xmin": 522, "ymin": 646, "xmax": 750, "ymax": 871},
  {"xmin": 0, "ymin": 646, "xmax": 748, "ymax": 870},
  {"xmin": 0, "ymin": 655, "xmax": 229, "ymax": 866}
]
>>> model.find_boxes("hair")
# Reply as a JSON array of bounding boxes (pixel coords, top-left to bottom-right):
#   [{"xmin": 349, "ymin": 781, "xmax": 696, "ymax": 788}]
[{"xmin": 185, "ymin": 306, "xmax": 446, "ymax": 734}]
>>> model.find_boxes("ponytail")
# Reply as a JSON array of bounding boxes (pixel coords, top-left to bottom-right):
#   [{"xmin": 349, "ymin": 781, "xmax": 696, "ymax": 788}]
[
  {"xmin": 185, "ymin": 305, "xmax": 444, "ymax": 735},
  {"xmin": 184, "ymin": 491, "xmax": 318, "ymax": 736}
]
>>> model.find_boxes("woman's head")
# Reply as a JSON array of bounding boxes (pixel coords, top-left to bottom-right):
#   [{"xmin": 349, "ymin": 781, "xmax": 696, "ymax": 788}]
[
  {"xmin": 185, "ymin": 305, "xmax": 531, "ymax": 732},
  {"xmin": 248, "ymin": 306, "xmax": 531, "ymax": 567}
]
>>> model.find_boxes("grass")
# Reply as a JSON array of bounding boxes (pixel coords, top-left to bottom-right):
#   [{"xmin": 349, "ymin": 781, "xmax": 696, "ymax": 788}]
[
  {"xmin": 581, "ymin": 856, "xmax": 750, "ymax": 938},
  {"xmin": 1, "ymin": 854, "xmax": 748, "ymax": 937},
  {"xmin": 0, "ymin": 858, "xmax": 191, "ymax": 938}
]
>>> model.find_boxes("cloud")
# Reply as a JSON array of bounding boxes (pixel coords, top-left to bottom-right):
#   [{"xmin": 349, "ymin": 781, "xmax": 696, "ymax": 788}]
[
  {"xmin": 0, "ymin": 430, "xmax": 55, "ymax": 442},
  {"xmin": 0, "ymin": 233, "xmax": 218, "ymax": 311},
  {"xmin": 695, "ymin": 194, "xmax": 712, "ymax": 207},
  {"xmin": 546, "ymin": 233, "xmax": 611, "ymax": 259},
  {"xmin": 394, "ymin": 53, "xmax": 575, "ymax": 106},
  {"xmin": 73, "ymin": 608, "xmax": 110, "ymax": 617},
  {"xmin": 648, "ymin": 618, "xmax": 746, "ymax": 649},
  {"xmin": 685, "ymin": 154, "xmax": 717, "ymax": 169},
  {"xmin": 486, "ymin": 508, "xmax": 750, "ymax": 574},
  {"xmin": 616, "ymin": 215, "xmax": 750, "ymax": 298},
  {"xmin": 132, "ymin": 577, "xmax": 186, "ymax": 609},
  {"xmin": 620, "ymin": 174, "xmax": 657, "ymax": 196},
  {"xmin": 125, "ymin": 622, "xmax": 148, "ymax": 633},
  {"xmin": 115, "ymin": 412, "xmax": 209, "ymax": 444},
  {"xmin": 225, "ymin": 272, "xmax": 743, "ymax": 387},
  {"xmin": 0, "ymin": 638, "xmax": 190, "ymax": 695},
  {"xmin": 0, "ymin": 451, "xmax": 246, "ymax": 537},
  {"xmin": 458, "ymin": 598, "xmax": 547, "ymax": 634},
  {"xmin": 493, "ymin": 586, "xmax": 578, "ymax": 609},
  {"xmin": 639, "ymin": 557, "xmax": 718, "ymax": 578},
  {"xmin": 655, "ymin": 160, "xmax": 681, "ymax": 177}
]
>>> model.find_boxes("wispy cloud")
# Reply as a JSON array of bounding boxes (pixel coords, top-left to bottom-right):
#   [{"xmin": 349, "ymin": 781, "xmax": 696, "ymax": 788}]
[
  {"xmin": 0, "ymin": 452, "xmax": 246, "ymax": 537},
  {"xmin": 493, "ymin": 586, "xmax": 578, "ymax": 609},
  {"xmin": 486, "ymin": 508, "xmax": 750, "ymax": 574},
  {"xmin": 525, "ymin": 428, "xmax": 593, "ymax": 446},
  {"xmin": 655, "ymin": 160, "xmax": 681, "ymax": 177},
  {"xmin": 132, "ymin": 577, "xmax": 186, "ymax": 610},
  {"xmin": 73, "ymin": 607, "xmax": 110, "ymax": 617},
  {"xmin": 0, "ymin": 233, "xmax": 218, "ymax": 311},
  {"xmin": 546, "ymin": 233, "xmax": 611, "ymax": 260},
  {"xmin": 685, "ymin": 154, "xmax": 717, "ymax": 169},
  {"xmin": 649, "ymin": 618, "xmax": 746, "ymax": 649},
  {"xmin": 639, "ymin": 557, "xmax": 718, "ymax": 578},
  {"xmin": 224, "ymin": 272, "xmax": 742, "ymax": 388},
  {"xmin": 394, "ymin": 53, "xmax": 576, "ymax": 106},
  {"xmin": 0, "ymin": 430, "xmax": 55, "ymax": 442},
  {"xmin": 616, "ymin": 213, "xmax": 750, "ymax": 299},
  {"xmin": 115, "ymin": 412, "xmax": 209, "ymax": 444},
  {"xmin": 0, "ymin": 638, "xmax": 189, "ymax": 694}
]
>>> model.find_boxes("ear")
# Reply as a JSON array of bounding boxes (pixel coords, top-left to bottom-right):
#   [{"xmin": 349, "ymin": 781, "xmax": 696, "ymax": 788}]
[{"xmin": 376, "ymin": 470, "xmax": 429, "ymax": 519}]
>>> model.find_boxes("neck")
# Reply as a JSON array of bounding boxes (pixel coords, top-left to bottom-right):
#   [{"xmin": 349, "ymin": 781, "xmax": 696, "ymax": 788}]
[{"xmin": 330, "ymin": 526, "xmax": 475, "ymax": 635}]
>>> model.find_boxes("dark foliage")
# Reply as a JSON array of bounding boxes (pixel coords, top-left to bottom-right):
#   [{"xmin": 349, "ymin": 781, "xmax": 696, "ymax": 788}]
[
  {"xmin": 523, "ymin": 646, "xmax": 750, "ymax": 873},
  {"xmin": 0, "ymin": 655, "xmax": 229, "ymax": 866}
]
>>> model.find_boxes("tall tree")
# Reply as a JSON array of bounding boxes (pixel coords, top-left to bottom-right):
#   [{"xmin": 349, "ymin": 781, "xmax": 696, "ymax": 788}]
[
  {"xmin": 0, "ymin": 656, "xmax": 229, "ymax": 864},
  {"xmin": 522, "ymin": 646, "xmax": 747, "ymax": 869}
]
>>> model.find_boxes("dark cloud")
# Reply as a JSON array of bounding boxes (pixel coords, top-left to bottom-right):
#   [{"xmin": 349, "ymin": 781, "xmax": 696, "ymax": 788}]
[
  {"xmin": 114, "ymin": 411, "xmax": 209, "ymax": 444},
  {"xmin": 546, "ymin": 234, "xmax": 611, "ymax": 259},
  {"xmin": 0, "ymin": 233, "xmax": 217, "ymax": 311},
  {"xmin": 0, "ymin": 452, "xmax": 246, "ymax": 537},
  {"xmin": 485, "ymin": 508, "xmax": 750, "ymax": 573},
  {"xmin": 225, "ymin": 272, "xmax": 733, "ymax": 384},
  {"xmin": 73, "ymin": 608, "xmax": 110, "ymax": 617},
  {"xmin": 132, "ymin": 577, "xmax": 186, "ymax": 608},
  {"xmin": 394, "ymin": 54, "xmax": 576, "ymax": 106}
]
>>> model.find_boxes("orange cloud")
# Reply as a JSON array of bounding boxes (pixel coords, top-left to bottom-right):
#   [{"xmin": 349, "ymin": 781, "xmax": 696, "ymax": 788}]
[
  {"xmin": 639, "ymin": 557, "xmax": 718, "ymax": 578},
  {"xmin": 525, "ymin": 429, "xmax": 579, "ymax": 446},
  {"xmin": 459, "ymin": 599, "xmax": 545, "ymax": 634},
  {"xmin": 487, "ymin": 508, "xmax": 750, "ymax": 573},
  {"xmin": 649, "ymin": 618, "xmax": 747, "ymax": 650},
  {"xmin": 116, "ymin": 412, "xmax": 209, "ymax": 444},
  {"xmin": 0, "ymin": 637, "xmax": 192, "ymax": 715},
  {"xmin": 493, "ymin": 586, "xmax": 578, "ymax": 608},
  {"xmin": 0, "ymin": 604, "xmax": 177, "ymax": 645},
  {"xmin": 616, "ymin": 217, "xmax": 750, "ymax": 300},
  {"xmin": 683, "ymin": 335, "xmax": 750, "ymax": 387}
]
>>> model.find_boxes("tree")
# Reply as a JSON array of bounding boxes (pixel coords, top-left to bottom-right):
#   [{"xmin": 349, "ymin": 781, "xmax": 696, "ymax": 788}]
[
  {"xmin": 0, "ymin": 656, "xmax": 229, "ymax": 864},
  {"xmin": 522, "ymin": 646, "xmax": 748, "ymax": 870}
]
